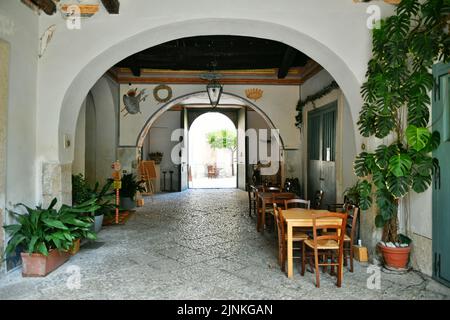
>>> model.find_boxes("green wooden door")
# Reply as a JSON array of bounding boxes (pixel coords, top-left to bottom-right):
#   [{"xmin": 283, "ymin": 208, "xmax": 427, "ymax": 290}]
[
  {"xmin": 307, "ymin": 102, "xmax": 337, "ymax": 208},
  {"xmin": 432, "ymin": 62, "xmax": 450, "ymax": 287}
]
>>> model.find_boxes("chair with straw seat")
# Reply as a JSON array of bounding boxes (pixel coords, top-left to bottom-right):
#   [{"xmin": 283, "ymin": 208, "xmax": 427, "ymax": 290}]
[
  {"xmin": 301, "ymin": 211, "xmax": 347, "ymax": 288},
  {"xmin": 274, "ymin": 204, "xmax": 309, "ymax": 272}
]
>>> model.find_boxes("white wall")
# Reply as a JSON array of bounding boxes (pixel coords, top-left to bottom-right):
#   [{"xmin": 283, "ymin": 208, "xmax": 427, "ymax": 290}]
[
  {"xmin": 84, "ymin": 93, "xmax": 97, "ymax": 186},
  {"xmin": 91, "ymin": 76, "xmax": 118, "ymax": 184},
  {"xmin": 299, "ymin": 69, "xmax": 357, "ymax": 199},
  {"xmin": 0, "ymin": 1, "xmax": 38, "ymax": 209},
  {"xmin": 72, "ymin": 100, "xmax": 86, "ymax": 176},
  {"xmin": 120, "ymin": 84, "xmax": 300, "ymax": 149},
  {"xmin": 144, "ymin": 111, "xmax": 181, "ymax": 189},
  {"xmin": 31, "ymin": 0, "xmax": 395, "ymax": 166}
]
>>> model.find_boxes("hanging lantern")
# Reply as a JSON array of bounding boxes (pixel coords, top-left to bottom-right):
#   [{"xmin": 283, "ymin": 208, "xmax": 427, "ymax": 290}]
[{"xmin": 206, "ymin": 80, "xmax": 223, "ymax": 108}]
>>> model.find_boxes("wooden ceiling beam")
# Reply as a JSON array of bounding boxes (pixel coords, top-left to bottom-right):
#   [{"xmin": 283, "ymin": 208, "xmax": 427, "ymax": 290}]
[
  {"xmin": 101, "ymin": 0, "xmax": 120, "ymax": 14},
  {"xmin": 21, "ymin": 0, "xmax": 56, "ymax": 15},
  {"xmin": 277, "ymin": 46, "xmax": 297, "ymax": 79}
]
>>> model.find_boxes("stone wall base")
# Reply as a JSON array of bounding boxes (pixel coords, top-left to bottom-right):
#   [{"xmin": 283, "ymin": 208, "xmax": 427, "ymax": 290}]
[
  {"xmin": 410, "ymin": 233, "xmax": 432, "ymax": 276},
  {"xmin": 42, "ymin": 162, "xmax": 72, "ymax": 208}
]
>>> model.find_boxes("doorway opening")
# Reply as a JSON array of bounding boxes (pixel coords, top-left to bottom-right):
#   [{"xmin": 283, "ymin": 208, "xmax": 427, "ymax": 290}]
[{"xmin": 188, "ymin": 112, "xmax": 237, "ymax": 189}]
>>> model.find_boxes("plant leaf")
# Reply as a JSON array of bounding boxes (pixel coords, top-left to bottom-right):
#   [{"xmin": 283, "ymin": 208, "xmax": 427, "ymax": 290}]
[
  {"xmin": 406, "ymin": 125, "xmax": 431, "ymax": 151},
  {"xmin": 388, "ymin": 153, "xmax": 412, "ymax": 177}
]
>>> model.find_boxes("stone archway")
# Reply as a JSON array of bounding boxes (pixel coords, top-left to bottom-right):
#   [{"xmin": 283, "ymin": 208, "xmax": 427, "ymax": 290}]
[
  {"xmin": 54, "ymin": 18, "xmax": 364, "ymax": 166},
  {"xmin": 136, "ymin": 91, "xmax": 285, "ymax": 150},
  {"xmin": 41, "ymin": 15, "xmax": 374, "ymax": 203}
]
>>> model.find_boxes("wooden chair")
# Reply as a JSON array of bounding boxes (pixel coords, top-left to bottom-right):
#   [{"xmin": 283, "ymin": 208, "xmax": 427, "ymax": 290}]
[
  {"xmin": 267, "ymin": 192, "xmax": 297, "ymax": 230},
  {"xmin": 138, "ymin": 160, "xmax": 156, "ymax": 196},
  {"xmin": 344, "ymin": 205, "xmax": 360, "ymax": 272},
  {"xmin": 301, "ymin": 212, "xmax": 347, "ymax": 288},
  {"xmin": 207, "ymin": 165, "xmax": 218, "ymax": 178},
  {"xmin": 323, "ymin": 205, "xmax": 359, "ymax": 272},
  {"xmin": 284, "ymin": 198, "xmax": 311, "ymax": 210},
  {"xmin": 274, "ymin": 204, "xmax": 309, "ymax": 272},
  {"xmin": 247, "ymin": 184, "xmax": 263, "ymax": 217}
]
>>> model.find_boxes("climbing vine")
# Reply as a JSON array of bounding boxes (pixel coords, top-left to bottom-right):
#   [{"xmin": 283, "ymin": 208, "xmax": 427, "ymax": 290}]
[
  {"xmin": 295, "ymin": 81, "xmax": 339, "ymax": 129},
  {"xmin": 354, "ymin": 0, "xmax": 449, "ymax": 243}
]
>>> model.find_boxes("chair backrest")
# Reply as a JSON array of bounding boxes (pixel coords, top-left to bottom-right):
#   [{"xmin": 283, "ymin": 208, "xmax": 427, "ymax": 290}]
[
  {"xmin": 272, "ymin": 192, "xmax": 297, "ymax": 205},
  {"xmin": 285, "ymin": 198, "xmax": 310, "ymax": 210},
  {"xmin": 273, "ymin": 204, "xmax": 285, "ymax": 242},
  {"xmin": 346, "ymin": 205, "xmax": 359, "ymax": 244},
  {"xmin": 313, "ymin": 190, "xmax": 324, "ymax": 209},
  {"xmin": 311, "ymin": 212, "xmax": 348, "ymax": 247}
]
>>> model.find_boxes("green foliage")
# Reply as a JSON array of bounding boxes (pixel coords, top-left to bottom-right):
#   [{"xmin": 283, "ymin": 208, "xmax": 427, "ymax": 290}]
[
  {"xmin": 206, "ymin": 130, "xmax": 237, "ymax": 151},
  {"xmin": 3, "ymin": 198, "xmax": 98, "ymax": 257},
  {"xmin": 120, "ymin": 174, "xmax": 145, "ymax": 199},
  {"xmin": 355, "ymin": 0, "xmax": 449, "ymax": 242},
  {"xmin": 72, "ymin": 174, "xmax": 115, "ymax": 216},
  {"xmin": 72, "ymin": 174, "xmax": 92, "ymax": 205},
  {"xmin": 406, "ymin": 125, "xmax": 431, "ymax": 151}
]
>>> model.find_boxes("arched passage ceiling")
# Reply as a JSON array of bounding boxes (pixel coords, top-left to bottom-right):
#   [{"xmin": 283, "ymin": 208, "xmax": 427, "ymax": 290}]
[{"xmin": 114, "ymin": 35, "xmax": 311, "ymax": 79}]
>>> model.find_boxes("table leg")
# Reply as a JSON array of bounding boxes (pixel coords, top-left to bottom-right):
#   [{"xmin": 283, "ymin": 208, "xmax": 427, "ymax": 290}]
[
  {"xmin": 256, "ymin": 197, "xmax": 260, "ymax": 232},
  {"xmin": 338, "ymin": 228, "xmax": 344, "ymax": 280},
  {"xmin": 287, "ymin": 222, "xmax": 293, "ymax": 278},
  {"xmin": 261, "ymin": 199, "xmax": 266, "ymax": 234}
]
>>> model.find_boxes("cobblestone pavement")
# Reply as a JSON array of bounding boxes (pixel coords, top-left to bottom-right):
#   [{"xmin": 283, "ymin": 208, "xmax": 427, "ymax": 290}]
[{"xmin": 0, "ymin": 189, "xmax": 449, "ymax": 300}]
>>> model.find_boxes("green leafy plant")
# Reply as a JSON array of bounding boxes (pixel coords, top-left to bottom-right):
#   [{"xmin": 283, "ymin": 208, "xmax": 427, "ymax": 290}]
[
  {"xmin": 3, "ymin": 198, "xmax": 98, "ymax": 257},
  {"xmin": 72, "ymin": 174, "xmax": 115, "ymax": 216},
  {"xmin": 206, "ymin": 129, "xmax": 238, "ymax": 176},
  {"xmin": 120, "ymin": 173, "xmax": 145, "ymax": 199},
  {"xmin": 355, "ymin": 0, "xmax": 449, "ymax": 243},
  {"xmin": 72, "ymin": 174, "xmax": 92, "ymax": 205}
]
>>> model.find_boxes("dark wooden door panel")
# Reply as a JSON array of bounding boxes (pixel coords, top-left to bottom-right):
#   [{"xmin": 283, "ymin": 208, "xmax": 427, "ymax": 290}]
[
  {"xmin": 432, "ymin": 63, "xmax": 450, "ymax": 287},
  {"xmin": 307, "ymin": 102, "xmax": 337, "ymax": 208}
]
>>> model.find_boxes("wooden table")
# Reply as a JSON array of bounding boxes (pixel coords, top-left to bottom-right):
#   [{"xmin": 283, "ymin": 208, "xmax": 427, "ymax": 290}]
[
  {"xmin": 256, "ymin": 192, "xmax": 297, "ymax": 233},
  {"xmin": 283, "ymin": 208, "xmax": 344, "ymax": 278}
]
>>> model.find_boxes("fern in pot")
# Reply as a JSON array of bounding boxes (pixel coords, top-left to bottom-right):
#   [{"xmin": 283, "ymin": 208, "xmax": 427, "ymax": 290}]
[{"xmin": 354, "ymin": 0, "xmax": 449, "ymax": 269}]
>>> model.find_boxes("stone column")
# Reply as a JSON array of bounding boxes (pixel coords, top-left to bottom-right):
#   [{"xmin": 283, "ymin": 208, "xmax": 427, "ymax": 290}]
[
  {"xmin": 0, "ymin": 40, "xmax": 11, "ymax": 271},
  {"xmin": 42, "ymin": 162, "xmax": 72, "ymax": 208}
]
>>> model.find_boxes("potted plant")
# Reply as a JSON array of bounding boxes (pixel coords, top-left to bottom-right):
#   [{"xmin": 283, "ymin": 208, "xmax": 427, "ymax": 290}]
[
  {"xmin": 149, "ymin": 152, "xmax": 163, "ymax": 164},
  {"xmin": 3, "ymin": 198, "xmax": 98, "ymax": 276},
  {"xmin": 354, "ymin": 1, "xmax": 448, "ymax": 269},
  {"xmin": 72, "ymin": 174, "xmax": 115, "ymax": 233},
  {"xmin": 119, "ymin": 173, "xmax": 145, "ymax": 210}
]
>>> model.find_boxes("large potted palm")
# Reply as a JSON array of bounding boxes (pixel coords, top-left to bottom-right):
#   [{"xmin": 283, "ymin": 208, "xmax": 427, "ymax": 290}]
[
  {"xmin": 354, "ymin": 0, "xmax": 448, "ymax": 269},
  {"xmin": 3, "ymin": 198, "xmax": 98, "ymax": 276}
]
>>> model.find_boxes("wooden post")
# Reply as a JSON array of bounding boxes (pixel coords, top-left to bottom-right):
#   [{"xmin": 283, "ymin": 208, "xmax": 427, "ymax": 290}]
[{"xmin": 112, "ymin": 161, "xmax": 122, "ymax": 225}]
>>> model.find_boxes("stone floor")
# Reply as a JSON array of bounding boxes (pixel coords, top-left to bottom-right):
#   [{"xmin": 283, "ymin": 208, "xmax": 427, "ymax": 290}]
[
  {"xmin": 189, "ymin": 177, "xmax": 237, "ymax": 189},
  {"xmin": 0, "ymin": 189, "xmax": 449, "ymax": 300}
]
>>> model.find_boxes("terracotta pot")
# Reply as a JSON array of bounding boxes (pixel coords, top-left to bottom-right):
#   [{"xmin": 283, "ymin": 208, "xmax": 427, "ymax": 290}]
[
  {"xmin": 21, "ymin": 249, "xmax": 70, "ymax": 277},
  {"xmin": 378, "ymin": 243, "xmax": 411, "ymax": 269},
  {"xmin": 69, "ymin": 239, "xmax": 81, "ymax": 256}
]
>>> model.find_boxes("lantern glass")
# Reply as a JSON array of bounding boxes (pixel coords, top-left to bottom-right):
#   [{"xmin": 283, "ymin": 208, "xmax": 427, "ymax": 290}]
[{"xmin": 206, "ymin": 82, "xmax": 223, "ymax": 108}]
